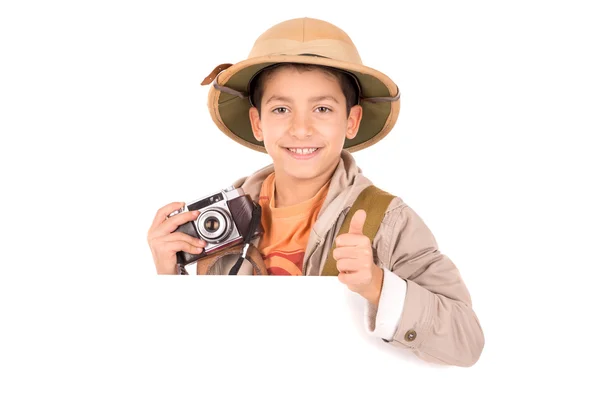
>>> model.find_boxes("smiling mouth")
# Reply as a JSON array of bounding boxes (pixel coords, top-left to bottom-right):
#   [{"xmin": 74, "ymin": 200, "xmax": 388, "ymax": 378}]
[
  {"xmin": 283, "ymin": 147, "xmax": 322, "ymax": 159},
  {"xmin": 285, "ymin": 147, "xmax": 320, "ymax": 154}
]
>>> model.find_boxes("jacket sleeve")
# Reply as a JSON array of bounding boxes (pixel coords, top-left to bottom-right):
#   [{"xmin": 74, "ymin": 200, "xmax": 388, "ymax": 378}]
[{"xmin": 377, "ymin": 201, "xmax": 485, "ymax": 367}]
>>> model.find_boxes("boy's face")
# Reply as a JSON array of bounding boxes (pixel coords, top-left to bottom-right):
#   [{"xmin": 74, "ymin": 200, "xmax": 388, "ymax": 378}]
[{"xmin": 249, "ymin": 66, "xmax": 362, "ymax": 183}]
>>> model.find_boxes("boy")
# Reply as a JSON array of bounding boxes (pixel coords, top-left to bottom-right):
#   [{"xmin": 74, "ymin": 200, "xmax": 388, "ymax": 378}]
[{"xmin": 147, "ymin": 17, "xmax": 484, "ymax": 367}]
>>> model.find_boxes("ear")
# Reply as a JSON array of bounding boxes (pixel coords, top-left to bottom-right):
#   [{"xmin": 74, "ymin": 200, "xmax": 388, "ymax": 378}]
[
  {"xmin": 249, "ymin": 107, "xmax": 263, "ymax": 142},
  {"xmin": 345, "ymin": 104, "xmax": 363, "ymax": 140}
]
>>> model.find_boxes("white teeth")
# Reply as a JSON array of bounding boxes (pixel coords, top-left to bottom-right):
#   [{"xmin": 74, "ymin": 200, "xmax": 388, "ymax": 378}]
[{"xmin": 288, "ymin": 147, "xmax": 317, "ymax": 154}]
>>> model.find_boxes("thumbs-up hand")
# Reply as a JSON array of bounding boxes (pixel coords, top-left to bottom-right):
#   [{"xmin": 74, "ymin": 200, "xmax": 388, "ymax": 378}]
[{"xmin": 332, "ymin": 209, "xmax": 384, "ymax": 305}]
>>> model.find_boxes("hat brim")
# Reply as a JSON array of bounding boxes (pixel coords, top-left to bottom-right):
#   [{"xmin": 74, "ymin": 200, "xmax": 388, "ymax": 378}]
[{"xmin": 206, "ymin": 54, "xmax": 400, "ymax": 153}]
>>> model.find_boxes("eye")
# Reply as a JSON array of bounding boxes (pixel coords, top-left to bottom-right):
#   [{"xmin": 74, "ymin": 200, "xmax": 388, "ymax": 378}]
[
  {"xmin": 272, "ymin": 107, "xmax": 289, "ymax": 114},
  {"xmin": 315, "ymin": 106, "xmax": 332, "ymax": 113}
]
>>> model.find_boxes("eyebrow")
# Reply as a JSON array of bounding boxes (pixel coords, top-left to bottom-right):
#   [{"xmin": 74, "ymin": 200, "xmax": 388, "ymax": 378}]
[{"xmin": 265, "ymin": 95, "xmax": 340, "ymax": 104}]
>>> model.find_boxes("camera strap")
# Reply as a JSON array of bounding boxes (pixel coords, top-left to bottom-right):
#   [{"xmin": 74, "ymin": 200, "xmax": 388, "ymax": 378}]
[{"xmin": 229, "ymin": 202, "xmax": 262, "ymax": 275}]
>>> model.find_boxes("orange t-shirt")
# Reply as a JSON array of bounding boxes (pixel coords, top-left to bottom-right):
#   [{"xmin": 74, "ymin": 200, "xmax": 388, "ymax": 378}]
[{"xmin": 257, "ymin": 173, "xmax": 330, "ymax": 275}]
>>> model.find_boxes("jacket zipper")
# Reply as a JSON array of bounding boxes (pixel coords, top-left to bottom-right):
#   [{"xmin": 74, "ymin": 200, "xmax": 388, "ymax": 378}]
[
  {"xmin": 302, "ymin": 238, "xmax": 321, "ymax": 276},
  {"xmin": 303, "ymin": 206, "xmax": 350, "ymax": 275}
]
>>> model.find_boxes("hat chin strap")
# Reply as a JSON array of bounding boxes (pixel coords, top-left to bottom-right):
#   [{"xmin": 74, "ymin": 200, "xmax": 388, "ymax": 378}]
[
  {"xmin": 212, "ymin": 81, "xmax": 249, "ymax": 99},
  {"xmin": 361, "ymin": 89, "xmax": 401, "ymax": 103}
]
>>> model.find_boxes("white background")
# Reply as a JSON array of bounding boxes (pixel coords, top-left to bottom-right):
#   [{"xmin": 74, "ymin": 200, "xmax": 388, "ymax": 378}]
[{"xmin": 1, "ymin": 0, "xmax": 599, "ymax": 398}]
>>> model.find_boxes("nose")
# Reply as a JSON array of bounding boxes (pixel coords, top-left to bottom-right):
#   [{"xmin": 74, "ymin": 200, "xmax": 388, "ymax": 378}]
[{"xmin": 289, "ymin": 111, "xmax": 312, "ymax": 139}]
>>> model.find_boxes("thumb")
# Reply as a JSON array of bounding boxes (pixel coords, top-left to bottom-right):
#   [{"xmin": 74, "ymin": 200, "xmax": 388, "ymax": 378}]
[{"xmin": 348, "ymin": 209, "xmax": 367, "ymax": 235}]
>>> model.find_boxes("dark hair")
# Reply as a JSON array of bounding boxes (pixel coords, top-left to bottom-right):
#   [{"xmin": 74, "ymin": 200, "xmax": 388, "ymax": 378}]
[{"xmin": 249, "ymin": 63, "xmax": 360, "ymax": 117}]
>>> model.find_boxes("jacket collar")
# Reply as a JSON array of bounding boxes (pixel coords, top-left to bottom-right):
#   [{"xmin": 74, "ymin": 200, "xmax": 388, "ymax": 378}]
[{"xmin": 233, "ymin": 150, "xmax": 373, "ymax": 240}]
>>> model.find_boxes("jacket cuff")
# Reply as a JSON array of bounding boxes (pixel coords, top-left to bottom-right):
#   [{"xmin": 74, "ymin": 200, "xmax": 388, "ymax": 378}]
[
  {"xmin": 386, "ymin": 279, "xmax": 434, "ymax": 348},
  {"xmin": 364, "ymin": 268, "xmax": 407, "ymax": 340}
]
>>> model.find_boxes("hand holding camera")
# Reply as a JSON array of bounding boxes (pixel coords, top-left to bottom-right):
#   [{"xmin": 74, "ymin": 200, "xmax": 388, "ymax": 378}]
[
  {"xmin": 148, "ymin": 186, "xmax": 263, "ymax": 275},
  {"xmin": 147, "ymin": 202, "xmax": 208, "ymax": 274}
]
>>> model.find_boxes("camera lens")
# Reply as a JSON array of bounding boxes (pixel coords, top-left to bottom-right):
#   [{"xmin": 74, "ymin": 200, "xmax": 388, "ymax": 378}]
[
  {"xmin": 204, "ymin": 217, "xmax": 220, "ymax": 232},
  {"xmin": 197, "ymin": 208, "xmax": 232, "ymax": 243}
]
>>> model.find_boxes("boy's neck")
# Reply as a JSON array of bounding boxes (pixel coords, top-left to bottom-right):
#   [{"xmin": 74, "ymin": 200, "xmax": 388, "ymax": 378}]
[{"xmin": 272, "ymin": 165, "xmax": 336, "ymax": 208}]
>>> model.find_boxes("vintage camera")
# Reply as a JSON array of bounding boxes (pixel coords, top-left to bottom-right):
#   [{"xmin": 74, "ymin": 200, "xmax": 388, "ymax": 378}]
[{"xmin": 168, "ymin": 186, "xmax": 263, "ymax": 266}]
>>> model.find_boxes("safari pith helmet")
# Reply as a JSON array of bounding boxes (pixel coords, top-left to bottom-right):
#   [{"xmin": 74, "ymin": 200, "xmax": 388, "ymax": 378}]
[{"xmin": 201, "ymin": 17, "xmax": 401, "ymax": 153}]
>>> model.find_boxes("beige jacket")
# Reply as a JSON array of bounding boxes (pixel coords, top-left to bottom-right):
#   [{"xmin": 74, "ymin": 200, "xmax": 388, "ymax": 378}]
[{"xmin": 201, "ymin": 150, "xmax": 485, "ymax": 367}]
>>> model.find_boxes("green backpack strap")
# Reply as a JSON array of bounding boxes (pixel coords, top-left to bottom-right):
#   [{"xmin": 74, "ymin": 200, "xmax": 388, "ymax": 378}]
[{"xmin": 321, "ymin": 185, "xmax": 395, "ymax": 276}]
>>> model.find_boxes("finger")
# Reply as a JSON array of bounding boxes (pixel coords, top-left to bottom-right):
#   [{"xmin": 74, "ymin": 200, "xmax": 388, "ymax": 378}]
[
  {"xmin": 332, "ymin": 246, "xmax": 371, "ymax": 261},
  {"xmin": 337, "ymin": 269, "xmax": 361, "ymax": 285},
  {"xmin": 348, "ymin": 209, "xmax": 366, "ymax": 235},
  {"xmin": 154, "ymin": 210, "xmax": 201, "ymax": 237},
  {"xmin": 338, "ymin": 271, "xmax": 349, "ymax": 284},
  {"xmin": 338, "ymin": 270, "xmax": 368, "ymax": 286},
  {"xmin": 336, "ymin": 258, "xmax": 360, "ymax": 274},
  {"xmin": 150, "ymin": 202, "xmax": 186, "ymax": 232},
  {"xmin": 160, "ymin": 240, "xmax": 205, "ymax": 256},
  {"xmin": 335, "ymin": 232, "xmax": 371, "ymax": 248},
  {"xmin": 162, "ymin": 232, "xmax": 207, "ymax": 248},
  {"xmin": 338, "ymin": 271, "xmax": 354, "ymax": 285}
]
